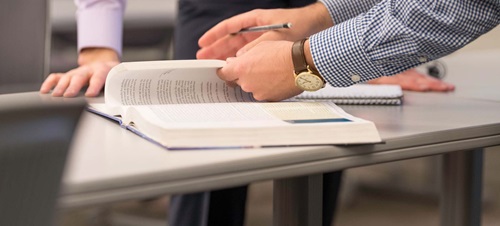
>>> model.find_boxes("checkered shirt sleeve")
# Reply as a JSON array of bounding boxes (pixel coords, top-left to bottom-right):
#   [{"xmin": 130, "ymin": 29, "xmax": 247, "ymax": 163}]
[
  {"xmin": 311, "ymin": 0, "xmax": 500, "ymax": 87},
  {"xmin": 319, "ymin": 0, "xmax": 380, "ymax": 24}
]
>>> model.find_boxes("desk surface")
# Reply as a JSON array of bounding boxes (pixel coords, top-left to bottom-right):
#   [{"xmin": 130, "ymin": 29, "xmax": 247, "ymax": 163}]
[
  {"xmin": 442, "ymin": 49, "xmax": 500, "ymax": 102},
  {"xmin": 59, "ymin": 50, "xmax": 500, "ymax": 209}
]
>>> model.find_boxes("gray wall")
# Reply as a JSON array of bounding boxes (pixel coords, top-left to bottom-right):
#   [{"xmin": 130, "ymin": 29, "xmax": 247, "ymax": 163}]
[{"xmin": 0, "ymin": 0, "xmax": 48, "ymax": 91}]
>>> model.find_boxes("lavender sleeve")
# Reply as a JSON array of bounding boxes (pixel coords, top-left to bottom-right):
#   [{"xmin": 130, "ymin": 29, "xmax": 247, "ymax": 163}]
[{"xmin": 75, "ymin": 0, "xmax": 126, "ymax": 56}]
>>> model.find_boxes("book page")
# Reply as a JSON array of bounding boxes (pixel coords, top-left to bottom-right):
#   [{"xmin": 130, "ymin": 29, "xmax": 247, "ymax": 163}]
[
  {"xmin": 127, "ymin": 101, "xmax": 362, "ymax": 129},
  {"xmin": 117, "ymin": 100, "xmax": 381, "ymax": 148},
  {"xmin": 104, "ymin": 60, "xmax": 255, "ymax": 106},
  {"xmin": 89, "ymin": 100, "xmax": 381, "ymax": 148}
]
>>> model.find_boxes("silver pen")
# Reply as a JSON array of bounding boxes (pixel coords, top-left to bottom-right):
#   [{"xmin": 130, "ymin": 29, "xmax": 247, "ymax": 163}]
[{"xmin": 231, "ymin": 23, "xmax": 292, "ymax": 35}]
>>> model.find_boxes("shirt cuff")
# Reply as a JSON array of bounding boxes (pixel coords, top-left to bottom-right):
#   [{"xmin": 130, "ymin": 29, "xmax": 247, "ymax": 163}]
[
  {"xmin": 319, "ymin": 0, "xmax": 380, "ymax": 25},
  {"xmin": 310, "ymin": 17, "xmax": 384, "ymax": 87},
  {"xmin": 77, "ymin": 6, "xmax": 123, "ymax": 56}
]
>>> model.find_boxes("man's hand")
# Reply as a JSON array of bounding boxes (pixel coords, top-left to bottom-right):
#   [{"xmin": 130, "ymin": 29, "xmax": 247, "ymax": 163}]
[
  {"xmin": 218, "ymin": 41, "xmax": 301, "ymax": 101},
  {"xmin": 40, "ymin": 48, "xmax": 120, "ymax": 97},
  {"xmin": 368, "ymin": 68, "xmax": 455, "ymax": 92},
  {"xmin": 197, "ymin": 2, "xmax": 332, "ymax": 60}
]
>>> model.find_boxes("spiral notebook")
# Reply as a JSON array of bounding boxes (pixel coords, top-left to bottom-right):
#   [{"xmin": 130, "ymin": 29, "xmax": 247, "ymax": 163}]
[{"xmin": 295, "ymin": 84, "xmax": 403, "ymax": 105}]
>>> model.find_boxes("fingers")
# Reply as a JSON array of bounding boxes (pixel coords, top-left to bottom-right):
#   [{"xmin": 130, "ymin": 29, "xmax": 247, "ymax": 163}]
[
  {"xmin": 39, "ymin": 62, "xmax": 114, "ymax": 97},
  {"xmin": 64, "ymin": 67, "xmax": 94, "ymax": 97},
  {"xmin": 198, "ymin": 8, "xmax": 296, "ymax": 60},
  {"xmin": 216, "ymin": 41, "xmax": 300, "ymax": 101},
  {"xmin": 197, "ymin": 33, "xmax": 251, "ymax": 59},
  {"xmin": 402, "ymin": 69, "xmax": 455, "ymax": 92},
  {"xmin": 217, "ymin": 57, "xmax": 241, "ymax": 83},
  {"xmin": 52, "ymin": 72, "xmax": 73, "ymax": 97},
  {"xmin": 85, "ymin": 66, "xmax": 109, "ymax": 97},
  {"xmin": 40, "ymin": 73, "xmax": 62, "ymax": 94},
  {"xmin": 197, "ymin": 28, "xmax": 287, "ymax": 59},
  {"xmin": 52, "ymin": 67, "xmax": 92, "ymax": 97},
  {"xmin": 236, "ymin": 31, "xmax": 285, "ymax": 56},
  {"xmin": 225, "ymin": 80, "xmax": 238, "ymax": 88},
  {"xmin": 40, "ymin": 68, "xmax": 90, "ymax": 97},
  {"xmin": 368, "ymin": 68, "xmax": 455, "ymax": 92},
  {"xmin": 197, "ymin": 31, "xmax": 261, "ymax": 59},
  {"xmin": 198, "ymin": 10, "xmax": 263, "ymax": 48},
  {"xmin": 42, "ymin": 71, "xmax": 87, "ymax": 97}
]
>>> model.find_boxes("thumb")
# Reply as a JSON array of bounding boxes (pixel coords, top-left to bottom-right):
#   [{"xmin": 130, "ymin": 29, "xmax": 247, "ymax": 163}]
[{"xmin": 217, "ymin": 57, "xmax": 239, "ymax": 82}]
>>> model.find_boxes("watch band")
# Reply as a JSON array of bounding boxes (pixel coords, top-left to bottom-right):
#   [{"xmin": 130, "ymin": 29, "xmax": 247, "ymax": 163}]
[
  {"xmin": 292, "ymin": 38, "xmax": 308, "ymax": 74},
  {"xmin": 290, "ymin": 38, "xmax": 326, "ymax": 91}
]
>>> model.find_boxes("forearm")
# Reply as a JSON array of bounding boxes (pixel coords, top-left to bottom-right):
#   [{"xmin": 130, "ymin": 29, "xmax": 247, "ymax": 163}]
[
  {"xmin": 310, "ymin": 0, "xmax": 500, "ymax": 87},
  {"xmin": 75, "ymin": 0, "xmax": 126, "ymax": 56},
  {"xmin": 298, "ymin": 2, "xmax": 335, "ymax": 36}
]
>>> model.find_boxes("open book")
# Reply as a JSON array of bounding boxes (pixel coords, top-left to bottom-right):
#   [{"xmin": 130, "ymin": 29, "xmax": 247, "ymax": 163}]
[
  {"xmin": 88, "ymin": 60, "xmax": 381, "ymax": 149},
  {"xmin": 295, "ymin": 84, "xmax": 403, "ymax": 105}
]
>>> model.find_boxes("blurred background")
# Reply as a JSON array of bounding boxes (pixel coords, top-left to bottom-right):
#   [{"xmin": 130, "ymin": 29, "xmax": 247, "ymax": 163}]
[{"xmin": 50, "ymin": 0, "xmax": 500, "ymax": 225}]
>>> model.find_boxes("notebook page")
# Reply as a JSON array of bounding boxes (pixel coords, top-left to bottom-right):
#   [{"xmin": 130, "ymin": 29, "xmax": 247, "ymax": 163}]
[{"xmin": 294, "ymin": 84, "xmax": 404, "ymax": 105}]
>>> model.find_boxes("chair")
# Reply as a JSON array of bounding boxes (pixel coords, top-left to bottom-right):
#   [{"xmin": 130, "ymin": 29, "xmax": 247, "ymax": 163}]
[
  {"xmin": 0, "ymin": 92, "xmax": 85, "ymax": 226},
  {"xmin": 0, "ymin": 0, "xmax": 49, "ymax": 91}
]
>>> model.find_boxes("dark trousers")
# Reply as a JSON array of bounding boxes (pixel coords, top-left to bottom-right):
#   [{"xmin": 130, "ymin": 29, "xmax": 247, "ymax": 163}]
[{"xmin": 169, "ymin": 1, "xmax": 343, "ymax": 226}]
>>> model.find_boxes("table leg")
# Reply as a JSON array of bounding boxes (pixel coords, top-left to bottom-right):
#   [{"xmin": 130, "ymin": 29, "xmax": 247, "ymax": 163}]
[
  {"xmin": 273, "ymin": 174, "xmax": 323, "ymax": 226},
  {"xmin": 441, "ymin": 149, "xmax": 483, "ymax": 226}
]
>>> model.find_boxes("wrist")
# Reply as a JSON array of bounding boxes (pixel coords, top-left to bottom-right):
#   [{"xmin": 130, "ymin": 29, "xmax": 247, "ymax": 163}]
[
  {"xmin": 78, "ymin": 48, "xmax": 120, "ymax": 66},
  {"xmin": 303, "ymin": 39, "xmax": 318, "ymax": 73},
  {"xmin": 291, "ymin": 38, "xmax": 325, "ymax": 91}
]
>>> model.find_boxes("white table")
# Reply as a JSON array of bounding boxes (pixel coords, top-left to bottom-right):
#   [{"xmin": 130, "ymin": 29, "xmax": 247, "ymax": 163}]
[
  {"xmin": 442, "ymin": 49, "xmax": 500, "ymax": 102},
  {"xmin": 59, "ymin": 51, "xmax": 500, "ymax": 226}
]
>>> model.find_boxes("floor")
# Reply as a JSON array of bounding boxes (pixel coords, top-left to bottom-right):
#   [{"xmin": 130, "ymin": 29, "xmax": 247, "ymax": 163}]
[{"xmin": 54, "ymin": 24, "xmax": 500, "ymax": 226}]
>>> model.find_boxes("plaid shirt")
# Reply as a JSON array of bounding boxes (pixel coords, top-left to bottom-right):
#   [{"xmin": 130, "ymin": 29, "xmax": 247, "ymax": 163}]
[{"xmin": 311, "ymin": 0, "xmax": 500, "ymax": 87}]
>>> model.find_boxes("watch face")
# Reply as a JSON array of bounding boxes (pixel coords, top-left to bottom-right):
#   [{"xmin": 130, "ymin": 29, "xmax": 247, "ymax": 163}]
[{"xmin": 295, "ymin": 72, "xmax": 324, "ymax": 91}]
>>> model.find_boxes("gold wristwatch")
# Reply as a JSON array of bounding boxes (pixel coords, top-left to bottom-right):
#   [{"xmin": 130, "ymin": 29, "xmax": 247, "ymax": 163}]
[{"xmin": 291, "ymin": 38, "xmax": 325, "ymax": 91}]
